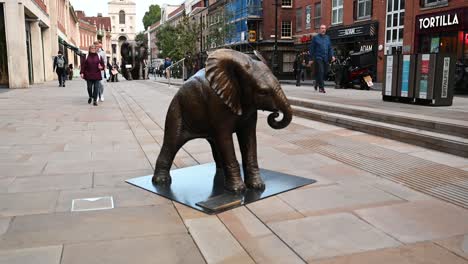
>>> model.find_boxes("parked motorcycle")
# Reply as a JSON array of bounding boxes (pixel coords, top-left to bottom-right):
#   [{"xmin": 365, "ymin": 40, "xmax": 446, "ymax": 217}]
[
  {"xmin": 334, "ymin": 51, "xmax": 374, "ymax": 90},
  {"xmin": 455, "ymin": 59, "xmax": 468, "ymax": 94}
]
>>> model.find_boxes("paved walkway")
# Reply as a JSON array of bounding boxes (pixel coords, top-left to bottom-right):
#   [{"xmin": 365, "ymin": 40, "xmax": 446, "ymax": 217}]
[
  {"xmin": 153, "ymin": 76, "xmax": 468, "ymax": 123},
  {"xmin": 0, "ymin": 79, "xmax": 467, "ymax": 263}
]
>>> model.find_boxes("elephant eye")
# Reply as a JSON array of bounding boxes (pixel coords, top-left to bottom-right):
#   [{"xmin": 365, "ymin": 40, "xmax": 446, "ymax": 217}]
[{"xmin": 259, "ymin": 90, "xmax": 269, "ymax": 96}]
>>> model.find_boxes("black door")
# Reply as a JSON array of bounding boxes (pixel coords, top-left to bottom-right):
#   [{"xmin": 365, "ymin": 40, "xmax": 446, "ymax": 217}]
[
  {"xmin": 25, "ymin": 22, "xmax": 33, "ymax": 84},
  {"xmin": 0, "ymin": 4, "xmax": 9, "ymax": 87}
]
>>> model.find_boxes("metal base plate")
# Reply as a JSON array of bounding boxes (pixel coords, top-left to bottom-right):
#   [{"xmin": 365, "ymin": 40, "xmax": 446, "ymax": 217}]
[{"xmin": 126, "ymin": 163, "xmax": 316, "ymax": 214}]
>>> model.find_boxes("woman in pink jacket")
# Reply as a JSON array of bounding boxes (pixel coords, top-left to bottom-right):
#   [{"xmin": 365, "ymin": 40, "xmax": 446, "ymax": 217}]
[{"xmin": 80, "ymin": 45, "xmax": 104, "ymax": 106}]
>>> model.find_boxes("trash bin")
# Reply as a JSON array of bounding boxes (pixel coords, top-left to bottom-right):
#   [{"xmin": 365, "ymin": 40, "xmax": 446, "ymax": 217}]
[
  {"xmin": 397, "ymin": 54, "xmax": 416, "ymax": 101},
  {"xmin": 382, "ymin": 55, "xmax": 400, "ymax": 101},
  {"xmin": 415, "ymin": 53, "xmax": 456, "ymax": 106}
]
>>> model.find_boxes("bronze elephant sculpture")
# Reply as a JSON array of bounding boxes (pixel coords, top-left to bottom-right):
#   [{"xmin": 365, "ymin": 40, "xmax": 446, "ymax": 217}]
[
  {"xmin": 153, "ymin": 49, "xmax": 292, "ymax": 193},
  {"xmin": 120, "ymin": 41, "xmax": 148, "ymax": 80}
]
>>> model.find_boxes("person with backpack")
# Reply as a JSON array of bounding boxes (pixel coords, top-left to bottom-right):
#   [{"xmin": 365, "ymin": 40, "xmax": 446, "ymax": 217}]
[
  {"xmin": 80, "ymin": 45, "xmax": 104, "ymax": 106},
  {"xmin": 53, "ymin": 50, "xmax": 67, "ymax": 87}
]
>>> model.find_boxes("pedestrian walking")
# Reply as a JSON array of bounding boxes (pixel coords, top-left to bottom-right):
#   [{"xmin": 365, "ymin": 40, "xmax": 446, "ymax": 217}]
[
  {"xmin": 53, "ymin": 50, "xmax": 67, "ymax": 87},
  {"xmin": 94, "ymin": 41, "xmax": 107, "ymax": 102},
  {"xmin": 67, "ymin": 64, "xmax": 74, "ymax": 80},
  {"xmin": 80, "ymin": 45, "xmax": 104, "ymax": 106},
  {"xmin": 294, "ymin": 51, "xmax": 306, "ymax": 86},
  {"xmin": 110, "ymin": 63, "xmax": 119, "ymax": 82},
  {"xmin": 309, "ymin": 24, "xmax": 335, "ymax": 93}
]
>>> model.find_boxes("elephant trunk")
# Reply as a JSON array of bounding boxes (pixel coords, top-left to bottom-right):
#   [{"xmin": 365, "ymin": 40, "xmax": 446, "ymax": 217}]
[{"xmin": 267, "ymin": 87, "xmax": 292, "ymax": 130}]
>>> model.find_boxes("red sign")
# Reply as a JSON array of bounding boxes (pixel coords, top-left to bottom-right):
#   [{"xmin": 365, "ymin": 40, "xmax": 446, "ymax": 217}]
[
  {"xmin": 300, "ymin": 35, "xmax": 312, "ymax": 43},
  {"xmin": 421, "ymin": 59, "xmax": 430, "ymax": 74}
]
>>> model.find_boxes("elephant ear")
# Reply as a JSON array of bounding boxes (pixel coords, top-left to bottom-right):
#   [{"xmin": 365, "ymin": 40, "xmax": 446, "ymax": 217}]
[{"xmin": 205, "ymin": 49, "xmax": 252, "ymax": 116}]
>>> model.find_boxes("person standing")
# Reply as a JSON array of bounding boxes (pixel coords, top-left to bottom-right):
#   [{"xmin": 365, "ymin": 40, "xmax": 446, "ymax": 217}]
[
  {"xmin": 53, "ymin": 50, "xmax": 67, "ymax": 87},
  {"xmin": 164, "ymin": 57, "xmax": 172, "ymax": 79},
  {"xmin": 67, "ymin": 64, "xmax": 74, "ymax": 80},
  {"xmin": 309, "ymin": 25, "xmax": 335, "ymax": 93},
  {"xmin": 80, "ymin": 45, "xmax": 104, "ymax": 106},
  {"xmin": 94, "ymin": 41, "xmax": 107, "ymax": 102},
  {"xmin": 294, "ymin": 51, "xmax": 306, "ymax": 86}
]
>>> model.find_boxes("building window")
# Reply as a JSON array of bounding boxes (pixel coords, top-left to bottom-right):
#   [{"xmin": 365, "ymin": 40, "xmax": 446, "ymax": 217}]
[
  {"xmin": 422, "ymin": 0, "xmax": 447, "ymax": 8},
  {"xmin": 283, "ymin": 53, "xmax": 295, "ymax": 73},
  {"xmin": 332, "ymin": 0, "xmax": 343, "ymax": 25},
  {"xmin": 281, "ymin": 0, "xmax": 292, "ymax": 8},
  {"xmin": 119, "ymin": 10, "xmax": 125, "ymax": 24},
  {"xmin": 296, "ymin": 8, "xmax": 302, "ymax": 32},
  {"xmin": 314, "ymin": 3, "xmax": 321, "ymax": 29},
  {"xmin": 305, "ymin": 5, "xmax": 311, "ymax": 29},
  {"xmin": 357, "ymin": 0, "xmax": 371, "ymax": 20},
  {"xmin": 281, "ymin": 21, "xmax": 292, "ymax": 38},
  {"xmin": 385, "ymin": 0, "xmax": 405, "ymax": 54}
]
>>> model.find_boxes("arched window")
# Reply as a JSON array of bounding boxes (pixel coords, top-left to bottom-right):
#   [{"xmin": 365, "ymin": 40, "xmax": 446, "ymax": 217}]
[{"xmin": 119, "ymin": 10, "xmax": 125, "ymax": 24}]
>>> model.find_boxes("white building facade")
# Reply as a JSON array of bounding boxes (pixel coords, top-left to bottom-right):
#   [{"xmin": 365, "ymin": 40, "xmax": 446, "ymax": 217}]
[{"xmin": 108, "ymin": 0, "xmax": 136, "ymax": 65}]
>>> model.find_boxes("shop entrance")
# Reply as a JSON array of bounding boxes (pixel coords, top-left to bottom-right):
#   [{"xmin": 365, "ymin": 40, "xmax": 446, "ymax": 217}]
[{"xmin": 0, "ymin": 4, "xmax": 9, "ymax": 87}]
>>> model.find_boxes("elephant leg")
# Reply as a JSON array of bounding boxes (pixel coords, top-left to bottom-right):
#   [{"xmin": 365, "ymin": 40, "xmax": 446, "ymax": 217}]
[
  {"xmin": 236, "ymin": 113, "xmax": 264, "ymax": 190},
  {"xmin": 153, "ymin": 101, "xmax": 186, "ymax": 185},
  {"xmin": 214, "ymin": 133, "xmax": 246, "ymax": 193},
  {"xmin": 207, "ymin": 139, "xmax": 223, "ymax": 171}
]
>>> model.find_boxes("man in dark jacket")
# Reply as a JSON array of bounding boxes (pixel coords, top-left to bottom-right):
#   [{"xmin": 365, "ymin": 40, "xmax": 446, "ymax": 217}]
[
  {"xmin": 53, "ymin": 50, "xmax": 67, "ymax": 87},
  {"xmin": 309, "ymin": 25, "xmax": 335, "ymax": 93}
]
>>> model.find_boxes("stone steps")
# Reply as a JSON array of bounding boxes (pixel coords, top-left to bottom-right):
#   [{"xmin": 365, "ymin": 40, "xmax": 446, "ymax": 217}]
[
  {"xmin": 292, "ymin": 105, "xmax": 468, "ymax": 158},
  {"xmin": 289, "ymin": 97, "xmax": 468, "ymax": 139}
]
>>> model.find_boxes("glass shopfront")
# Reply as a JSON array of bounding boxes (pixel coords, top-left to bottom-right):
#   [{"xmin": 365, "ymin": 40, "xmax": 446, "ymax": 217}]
[
  {"xmin": 415, "ymin": 8, "xmax": 468, "ymax": 94},
  {"xmin": 327, "ymin": 22, "xmax": 379, "ymax": 78}
]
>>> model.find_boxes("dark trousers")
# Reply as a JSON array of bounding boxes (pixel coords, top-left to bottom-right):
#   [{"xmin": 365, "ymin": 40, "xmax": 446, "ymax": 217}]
[
  {"xmin": 315, "ymin": 59, "xmax": 329, "ymax": 90},
  {"xmin": 86, "ymin": 80, "xmax": 100, "ymax": 101},
  {"xmin": 56, "ymin": 69, "xmax": 66, "ymax": 86},
  {"xmin": 295, "ymin": 68, "xmax": 303, "ymax": 86}
]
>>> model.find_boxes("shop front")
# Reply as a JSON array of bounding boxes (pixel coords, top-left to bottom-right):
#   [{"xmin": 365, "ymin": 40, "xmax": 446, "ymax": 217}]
[
  {"xmin": 415, "ymin": 8, "xmax": 468, "ymax": 94},
  {"xmin": 327, "ymin": 22, "xmax": 379, "ymax": 79}
]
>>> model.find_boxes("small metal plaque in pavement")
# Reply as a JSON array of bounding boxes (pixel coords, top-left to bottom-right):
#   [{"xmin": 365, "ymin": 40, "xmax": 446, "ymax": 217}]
[{"xmin": 71, "ymin": 196, "xmax": 114, "ymax": 212}]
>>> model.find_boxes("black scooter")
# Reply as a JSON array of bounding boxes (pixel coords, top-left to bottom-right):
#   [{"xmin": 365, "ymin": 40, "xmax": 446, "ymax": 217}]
[{"xmin": 333, "ymin": 52, "xmax": 374, "ymax": 90}]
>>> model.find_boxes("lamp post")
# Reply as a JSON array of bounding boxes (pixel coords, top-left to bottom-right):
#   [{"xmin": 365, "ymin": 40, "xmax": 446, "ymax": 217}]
[{"xmin": 273, "ymin": 0, "xmax": 278, "ymax": 76}]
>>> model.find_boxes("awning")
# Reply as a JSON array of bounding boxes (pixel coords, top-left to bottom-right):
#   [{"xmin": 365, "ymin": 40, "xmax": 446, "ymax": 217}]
[{"xmin": 58, "ymin": 37, "xmax": 81, "ymax": 55}]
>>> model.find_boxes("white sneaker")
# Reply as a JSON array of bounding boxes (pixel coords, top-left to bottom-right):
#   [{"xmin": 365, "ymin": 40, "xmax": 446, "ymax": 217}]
[{"xmin": 100, "ymin": 95, "xmax": 104, "ymax": 102}]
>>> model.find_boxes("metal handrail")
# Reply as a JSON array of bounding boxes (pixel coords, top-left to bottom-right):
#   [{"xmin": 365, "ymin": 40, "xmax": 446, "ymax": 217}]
[{"xmin": 165, "ymin": 58, "xmax": 185, "ymax": 86}]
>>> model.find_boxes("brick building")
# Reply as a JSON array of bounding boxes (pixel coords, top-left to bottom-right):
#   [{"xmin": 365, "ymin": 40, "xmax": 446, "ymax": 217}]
[{"xmin": 77, "ymin": 13, "xmax": 112, "ymax": 60}]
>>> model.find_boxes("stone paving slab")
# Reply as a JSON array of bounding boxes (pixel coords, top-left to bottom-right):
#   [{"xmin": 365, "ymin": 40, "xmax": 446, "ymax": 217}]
[
  {"xmin": 55, "ymin": 187, "xmax": 170, "ymax": 212},
  {"xmin": 0, "ymin": 218, "xmax": 10, "ymax": 236},
  {"xmin": 434, "ymin": 234, "xmax": 468, "ymax": 260},
  {"xmin": 269, "ymin": 213, "xmax": 402, "ymax": 261},
  {"xmin": 355, "ymin": 200, "xmax": 468, "ymax": 243},
  {"xmin": 219, "ymin": 207, "xmax": 305, "ymax": 264},
  {"xmin": 0, "ymin": 191, "xmax": 59, "ymax": 217},
  {"xmin": 0, "ymin": 245, "xmax": 63, "ymax": 264},
  {"xmin": 313, "ymin": 242, "xmax": 468, "ymax": 264},
  {"xmin": 0, "ymin": 205, "xmax": 186, "ymax": 250},
  {"xmin": 185, "ymin": 216, "xmax": 255, "ymax": 264},
  {"xmin": 279, "ymin": 184, "xmax": 402, "ymax": 216},
  {"xmin": 61, "ymin": 235, "xmax": 205, "ymax": 264}
]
